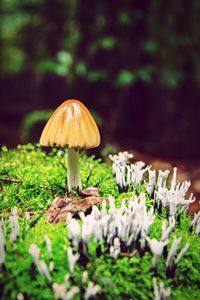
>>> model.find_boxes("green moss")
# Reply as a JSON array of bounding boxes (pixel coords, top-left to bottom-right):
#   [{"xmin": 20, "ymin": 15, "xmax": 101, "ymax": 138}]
[{"xmin": 0, "ymin": 144, "xmax": 199, "ymax": 299}]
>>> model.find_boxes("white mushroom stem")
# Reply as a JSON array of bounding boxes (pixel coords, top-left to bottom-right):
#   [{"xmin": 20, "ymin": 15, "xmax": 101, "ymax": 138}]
[{"xmin": 67, "ymin": 148, "xmax": 82, "ymax": 191}]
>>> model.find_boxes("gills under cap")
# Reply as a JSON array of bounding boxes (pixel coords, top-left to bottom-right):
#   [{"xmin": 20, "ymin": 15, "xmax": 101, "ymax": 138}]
[{"xmin": 39, "ymin": 99, "xmax": 100, "ymax": 149}]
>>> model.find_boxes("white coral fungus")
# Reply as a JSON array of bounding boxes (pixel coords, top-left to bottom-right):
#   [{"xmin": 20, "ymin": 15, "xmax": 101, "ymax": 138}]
[
  {"xmin": 9, "ymin": 207, "xmax": 20, "ymax": 242},
  {"xmin": 67, "ymin": 194, "xmax": 154, "ymax": 258}
]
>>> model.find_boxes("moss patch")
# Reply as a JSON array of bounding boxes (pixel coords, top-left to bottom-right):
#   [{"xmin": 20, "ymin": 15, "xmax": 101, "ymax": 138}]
[{"xmin": 0, "ymin": 144, "xmax": 199, "ymax": 299}]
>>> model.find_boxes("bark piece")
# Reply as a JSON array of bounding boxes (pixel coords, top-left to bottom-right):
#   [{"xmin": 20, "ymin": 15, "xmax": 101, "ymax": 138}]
[{"xmin": 46, "ymin": 195, "xmax": 105, "ymax": 223}]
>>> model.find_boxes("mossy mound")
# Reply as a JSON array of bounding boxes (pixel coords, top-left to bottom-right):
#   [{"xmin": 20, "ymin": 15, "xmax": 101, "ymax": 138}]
[{"xmin": 0, "ymin": 144, "xmax": 199, "ymax": 300}]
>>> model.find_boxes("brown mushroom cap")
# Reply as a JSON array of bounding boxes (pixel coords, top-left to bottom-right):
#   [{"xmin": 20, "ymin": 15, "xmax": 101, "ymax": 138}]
[{"xmin": 39, "ymin": 99, "xmax": 100, "ymax": 149}]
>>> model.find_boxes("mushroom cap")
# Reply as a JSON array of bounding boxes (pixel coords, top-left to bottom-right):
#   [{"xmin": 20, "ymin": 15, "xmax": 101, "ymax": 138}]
[{"xmin": 39, "ymin": 99, "xmax": 100, "ymax": 149}]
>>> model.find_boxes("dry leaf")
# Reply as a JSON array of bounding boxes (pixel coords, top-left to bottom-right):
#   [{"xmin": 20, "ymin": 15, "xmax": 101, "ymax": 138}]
[
  {"xmin": 80, "ymin": 186, "xmax": 100, "ymax": 197},
  {"xmin": 46, "ymin": 195, "xmax": 106, "ymax": 223}
]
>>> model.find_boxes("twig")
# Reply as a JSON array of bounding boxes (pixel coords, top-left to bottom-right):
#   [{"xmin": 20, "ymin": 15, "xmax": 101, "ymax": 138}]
[
  {"xmin": 58, "ymin": 161, "xmax": 67, "ymax": 172},
  {"xmin": 39, "ymin": 184, "xmax": 54, "ymax": 190},
  {"xmin": 39, "ymin": 184, "xmax": 58, "ymax": 198},
  {"xmin": 86, "ymin": 169, "xmax": 93, "ymax": 186},
  {"xmin": 0, "ymin": 210, "xmax": 47, "ymax": 218},
  {"xmin": 94, "ymin": 178, "xmax": 103, "ymax": 187},
  {"xmin": 54, "ymin": 183, "xmax": 66, "ymax": 191},
  {"xmin": 0, "ymin": 177, "xmax": 23, "ymax": 184},
  {"xmin": 29, "ymin": 214, "xmax": 43, "ymax": 228}
]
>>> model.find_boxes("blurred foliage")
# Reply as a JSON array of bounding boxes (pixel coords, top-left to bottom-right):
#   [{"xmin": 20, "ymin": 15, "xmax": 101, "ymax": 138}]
[
  {"xmin": 1, "ymin": 0, "xmax": 200, "ymax": 158},
  {"xmin": 2, "ymin": 0, "xmax": 200, "ymax": 84},
  {"xmin": 115, "ymin": 70, "xmax": 136, "ymax": 86}
]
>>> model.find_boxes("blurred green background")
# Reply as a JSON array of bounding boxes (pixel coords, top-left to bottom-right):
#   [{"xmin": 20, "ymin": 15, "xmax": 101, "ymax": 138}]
[{"xmin": 1, "ymin": 0, "xmax": 200, "ymax": 160}]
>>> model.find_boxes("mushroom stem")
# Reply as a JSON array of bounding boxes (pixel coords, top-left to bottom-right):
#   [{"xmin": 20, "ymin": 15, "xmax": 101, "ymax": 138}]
[{"xmin": 67, "ymin": 148, "xmax": 82, "ymax": 191}]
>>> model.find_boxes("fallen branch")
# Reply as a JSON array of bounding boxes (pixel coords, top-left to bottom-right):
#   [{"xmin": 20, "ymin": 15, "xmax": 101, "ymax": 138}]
[
  {"xmin": 0, "ymin": 210, "xmax": 46, "ymax": 218},
  {"xmin": 0, "ymin": 177, "xmax": 23, "ymax": 184},
  {"xmin": 39, "ymin": 184, "xmax": 54, "ymax": 191}
]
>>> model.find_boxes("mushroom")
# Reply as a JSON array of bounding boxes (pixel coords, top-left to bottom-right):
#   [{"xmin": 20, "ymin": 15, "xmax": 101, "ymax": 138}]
[{"xmin": 39, "ymin": 99, "xmax": 100, "ymax": 191}]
